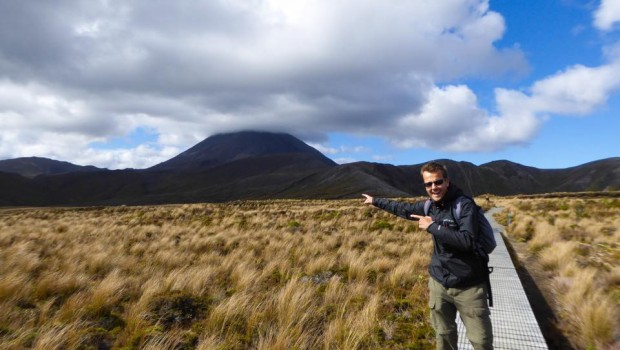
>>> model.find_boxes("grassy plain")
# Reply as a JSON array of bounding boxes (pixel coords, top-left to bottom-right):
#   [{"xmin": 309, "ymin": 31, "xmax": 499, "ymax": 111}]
[
  {"xmin": 0, "ymin": 199, "xmax": 435, "ymax": 349},
  {"xmin": 0, "ymin": 194, "xmax": 617, "ymax": 349}
]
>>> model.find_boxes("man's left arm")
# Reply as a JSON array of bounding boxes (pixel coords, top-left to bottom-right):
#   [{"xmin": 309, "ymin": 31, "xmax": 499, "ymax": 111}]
[{"xmin": 426, "ymin": 199, "xmax": 478, "ymax": 252}]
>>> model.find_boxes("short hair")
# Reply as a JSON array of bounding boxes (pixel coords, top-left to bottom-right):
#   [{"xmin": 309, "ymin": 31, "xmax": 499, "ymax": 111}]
[{"xmin": 421, "ymin": 161, "xmax": 448, "ymax": 179}]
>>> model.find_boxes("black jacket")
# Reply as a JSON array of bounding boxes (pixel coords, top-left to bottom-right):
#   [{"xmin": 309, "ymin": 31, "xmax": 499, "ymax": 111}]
[{"xmin": 373, "ymin": 184, "xmax": 485, "ymax": 288}]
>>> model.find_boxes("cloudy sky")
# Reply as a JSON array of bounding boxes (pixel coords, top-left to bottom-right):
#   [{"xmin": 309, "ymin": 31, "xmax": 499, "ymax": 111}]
[{"xmin": 1, "ymin": 0, "xmax": 619, "ymax": 170}]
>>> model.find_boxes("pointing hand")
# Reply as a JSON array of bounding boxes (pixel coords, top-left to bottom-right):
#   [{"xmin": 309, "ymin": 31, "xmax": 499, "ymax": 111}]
[{"xmin": 410, "ymin": 214, "xmax": 433, "ymax": 230}]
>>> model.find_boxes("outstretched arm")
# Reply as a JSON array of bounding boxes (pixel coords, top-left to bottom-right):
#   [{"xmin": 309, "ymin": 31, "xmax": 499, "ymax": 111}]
[{"xmin": 365, "ymin": 194, "xmax": 423, "ymax": 221}]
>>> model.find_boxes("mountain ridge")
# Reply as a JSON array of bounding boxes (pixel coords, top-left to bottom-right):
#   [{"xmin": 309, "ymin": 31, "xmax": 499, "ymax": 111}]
[
  {"xmin": 1, "ymin": 131, "xmax": 618, "ymax": 206},
  {"xmin": 149, "ymin": 131, "xmax": 337, "ymax": 171},
  {"xmin": 0, "ymin": 156, "xmax": 102, "ymax": 178}
]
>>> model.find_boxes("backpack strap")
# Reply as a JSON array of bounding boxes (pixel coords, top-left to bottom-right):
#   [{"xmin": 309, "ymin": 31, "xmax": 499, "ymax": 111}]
[
  {"xmin": 426, "ymin": 196, "xmax": 463, "ymax": 220},
  {"xmin": 452, "ymin": 195, "xmax": 464, "ymax": 220},
  {"xmin": 423, "ymin": 199, "xmax": 432, "ymax": 216},
  {"xmin": 486, "ymin": 270, "xmax": 493, "ymax": 307}
]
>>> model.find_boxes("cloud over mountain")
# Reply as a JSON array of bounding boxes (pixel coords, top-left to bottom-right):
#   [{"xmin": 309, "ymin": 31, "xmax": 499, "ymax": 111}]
[{"xmin": 0, "ymin": 1, "xmax": 618, "ymax": 169}]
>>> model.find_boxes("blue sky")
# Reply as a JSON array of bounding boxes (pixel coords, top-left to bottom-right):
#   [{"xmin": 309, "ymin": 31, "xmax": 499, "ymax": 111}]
[{"xmin": 1, "ymin": 0, "xmax": 619, "ymax": 169}]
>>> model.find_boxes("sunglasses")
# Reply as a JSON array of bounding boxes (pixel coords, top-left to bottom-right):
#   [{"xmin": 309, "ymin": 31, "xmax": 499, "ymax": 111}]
[{"xmin": 424, "ymin": 178, "xmax": 445, "ymax": 188}]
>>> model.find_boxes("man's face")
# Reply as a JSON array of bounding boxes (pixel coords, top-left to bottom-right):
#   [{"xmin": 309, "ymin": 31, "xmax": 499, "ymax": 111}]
[{"xmin": 422, "ymin": 171, "xmax": 449, "ymax": 202}]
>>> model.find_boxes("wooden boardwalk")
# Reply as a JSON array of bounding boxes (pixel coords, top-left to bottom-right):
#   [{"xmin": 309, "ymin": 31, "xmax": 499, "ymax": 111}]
[{"xmin": 456, "ymin": 208, "xmax": 548, "ymax": 349}]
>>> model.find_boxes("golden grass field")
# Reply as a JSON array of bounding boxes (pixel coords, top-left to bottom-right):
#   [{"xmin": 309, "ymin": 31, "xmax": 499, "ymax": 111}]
[{"xmin": 0, "ymin": 194, "xmax": 618, "ymax": 349}]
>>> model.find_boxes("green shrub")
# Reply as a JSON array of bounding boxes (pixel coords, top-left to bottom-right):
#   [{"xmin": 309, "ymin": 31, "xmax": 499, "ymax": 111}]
[
  {"xmin": 287, "ymin": 220, "xmax": 301, "ymax": 230},
  {"xmin": 371, "ymin": 220, "xmax": 394, "ymax": 231}
]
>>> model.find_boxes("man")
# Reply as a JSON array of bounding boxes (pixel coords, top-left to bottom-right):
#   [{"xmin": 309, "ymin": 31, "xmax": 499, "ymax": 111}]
[{"xmin": 362, "ymin": 161, "xmax": 493, "ymax": 350}]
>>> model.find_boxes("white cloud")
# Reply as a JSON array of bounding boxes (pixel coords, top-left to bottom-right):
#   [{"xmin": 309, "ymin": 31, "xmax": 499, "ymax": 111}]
[
  {"xmin": 393, "ymin": 85, "xmax": 489, "ymax": 149},
  {"xmin": 0, "ymin": 80, "xmax": 109, "ymax": 135},
  {"xmin": 372, "ymin": 154, "xmax": 394, "ymax": 162},
  {"xmin": 308, "ymin": 143, "xmax": 339, "ymax": 155},
  {"xmin": 368, "ymin": 58, "xmax": 620, "ymax": 153},
  {"xmin": 475, "ymin": 59, "xmax": 620, "ymax": 150},
  {"xmin": 310, "ymin": 143, "xmax": 369, "ymax": 155},
  {"xmin": 529, "ymin": 62, "xmax": 620, "ymax": 114},
  {"xmin": 78, "ymin": 145, "xmax": 181, "ymax": 170},
  {"xmin": 333, "ymin": 157, "xmax": 358, "ymax": 164},
  {"xmin": 594, "ymin": 0, "xmax": 620, "ymax": 31},
  {"xmin": 0, "ymin": 1, "xmax": 539, "ymax": 168}
]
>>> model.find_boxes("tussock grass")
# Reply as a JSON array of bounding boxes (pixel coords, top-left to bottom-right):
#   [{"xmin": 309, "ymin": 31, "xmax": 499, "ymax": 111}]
[
  {"xmin": 0, "ymin": 200, "xmax": 434, "ymax": 349},
  {"xmin": 495, "ymin": 195, "xmax": 619, "ymax": 350}
]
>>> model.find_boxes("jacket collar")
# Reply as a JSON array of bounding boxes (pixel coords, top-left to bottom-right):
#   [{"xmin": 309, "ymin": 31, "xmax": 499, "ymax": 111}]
[{"xmin": 433, "ymin": 183, "xmax": 464, "ymax": 208}]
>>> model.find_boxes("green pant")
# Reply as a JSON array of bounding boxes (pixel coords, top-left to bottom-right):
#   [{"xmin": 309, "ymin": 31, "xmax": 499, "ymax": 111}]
[{"xmin": 428, "ymin": 278, "xmax": 493, "ymax": 350}]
